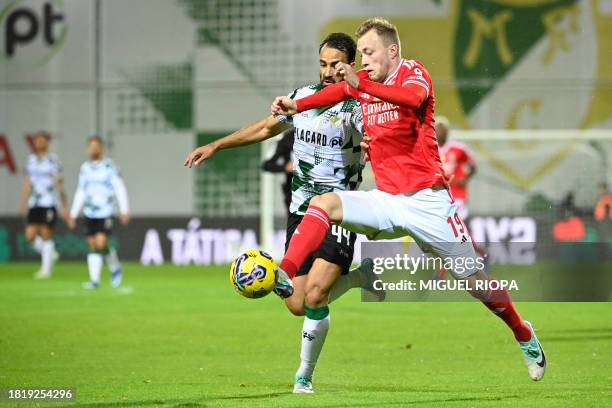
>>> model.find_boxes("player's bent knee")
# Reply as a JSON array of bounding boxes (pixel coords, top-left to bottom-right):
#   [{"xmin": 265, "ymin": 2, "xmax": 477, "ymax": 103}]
[
  {"xmin": 285, "ymin": 300, "xmax": 305, "ymax": 316},
  {"xmin": 305, "ymin": 285, "xmax": 329, "ymax": 308},
  {"xmin": 309, "ymin": 193, "xmax": 342, "ymax": 222},
  {"xmin": 308, "ymin": 194, "xmax": 326, "ymax": 210}
]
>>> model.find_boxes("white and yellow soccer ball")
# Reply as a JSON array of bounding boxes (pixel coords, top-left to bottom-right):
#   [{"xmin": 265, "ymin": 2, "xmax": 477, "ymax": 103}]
[{"xmin": 229, "ymin": 250, "xmax": 277, "ymax": 299}]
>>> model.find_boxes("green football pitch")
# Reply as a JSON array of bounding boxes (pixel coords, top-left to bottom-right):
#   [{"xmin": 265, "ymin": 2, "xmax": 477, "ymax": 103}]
[{"xmin": 1, "ymin": 262, "xmax": 610, "ymax": 407}]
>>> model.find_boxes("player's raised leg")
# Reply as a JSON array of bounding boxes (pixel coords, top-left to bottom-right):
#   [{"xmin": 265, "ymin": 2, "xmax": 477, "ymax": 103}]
[
  {"xmin": 276, "ymin": 193, "xmax": 343, "ymax": 288},
  {"xmin": 401, "ymin": 188, "xmax": 546, "ymax": 381},
  {"xmin": 464, "ymin": 270, "xmax": 546, "ymax": 380}
]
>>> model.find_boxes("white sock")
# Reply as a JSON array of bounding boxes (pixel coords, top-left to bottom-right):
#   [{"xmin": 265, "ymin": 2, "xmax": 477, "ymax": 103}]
[
  {"xmin": 296, "ymin": 313, "xmax": 330, "ymax": 380},
  {"xmin": 87, "ymin": 253, "xmax": 103, "ymax": 284},
  {"xmin": 328, "ymin": 265, "xmax": 366, "ymax": 303},
  {"xmin": 32, "ymin": 236, "xmax": 44, "ymax": 254},
  {"xmin": 40, "ymin": 240, "xmax": 55, "ymax": 276},
  {"xmin": 105, "ymin": 247, "xmax": 121, "ymax": 273}
]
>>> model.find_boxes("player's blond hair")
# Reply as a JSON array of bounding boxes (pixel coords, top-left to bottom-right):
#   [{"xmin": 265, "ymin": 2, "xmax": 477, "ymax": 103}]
[{"xmin": 356, "ymin": 17, "xmax": 401, "ymax": 50}]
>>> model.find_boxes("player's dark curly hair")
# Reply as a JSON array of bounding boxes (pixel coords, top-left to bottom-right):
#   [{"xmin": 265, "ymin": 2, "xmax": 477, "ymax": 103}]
[{"xmin": 319, "ymin": 33, "xmax": 357, "ymax": 64}]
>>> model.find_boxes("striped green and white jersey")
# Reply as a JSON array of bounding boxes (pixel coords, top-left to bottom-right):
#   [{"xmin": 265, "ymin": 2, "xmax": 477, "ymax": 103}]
[
  {"xmin": 279, "ymin": 84, "xmax": 364, "ymax": 215},
  {"xmin": 25, "ymin": 153, "xmax": 62, "ymax": 208}
]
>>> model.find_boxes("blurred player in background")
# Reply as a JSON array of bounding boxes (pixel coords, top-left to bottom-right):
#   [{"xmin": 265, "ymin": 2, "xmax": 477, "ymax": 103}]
[
  {"xmin": 68, "ymin": 136, "xmax": 129, "ymax": 289},
  {"xmin": 436, "ymin": 116, "xmax": 476, "ymax": 219},
  {"xmin": 272, "ymin": 17, "xmax": 546, "ymax": 382},
  {"xmin": 185, "ymin": 33, "xmax": 381, "ymax": 393},
  {"xmin": 261, "ymin": 129, "xmax": 294, "ymax": 214},
  {"xmin": 18, "ymin": 131, "xmax": 69, "ymax": 279}
]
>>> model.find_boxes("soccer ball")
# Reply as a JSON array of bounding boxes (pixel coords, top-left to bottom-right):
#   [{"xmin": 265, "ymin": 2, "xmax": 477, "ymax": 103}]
[{"xmin": 229, "ymin": 250, "xmax": 277, "ymax": 299}]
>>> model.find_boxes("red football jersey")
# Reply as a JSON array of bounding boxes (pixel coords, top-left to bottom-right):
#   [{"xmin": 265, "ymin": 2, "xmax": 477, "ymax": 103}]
[
  {"xmin": 348, "ymin": 59, "xmax": 442, "ymax": 194},
  {"xmin": 439, "ymin": 141, "xmax": 475, "ymax": 201},
  {"xmin": 294, "ymin": 59, "xmax": 443, "ymax": 194}
]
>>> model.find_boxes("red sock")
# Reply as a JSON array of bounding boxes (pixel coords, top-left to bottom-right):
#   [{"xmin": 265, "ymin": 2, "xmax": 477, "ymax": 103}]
[
  {"xmin": 280, "ymin": 206, "xmax": 330, "ymax": 278},
  {"xmin": 473, "ymin": 241, "xmax": 487, "ymax": 259},
  {"xmin": 482, "ymin": 279, "xmax": 532, "ymax": 342}
]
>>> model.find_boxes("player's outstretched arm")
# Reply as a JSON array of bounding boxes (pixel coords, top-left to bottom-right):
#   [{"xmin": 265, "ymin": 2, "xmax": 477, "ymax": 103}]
[
  {"xmin": 356, "ymin": 79, "xmax": 428, "ymax": 109},
  {"xmin": 184, "ymin": 116, "xmax": 290, "ymax": 168},
  {"xmin": 293, "ymin": 82, "xmax": 349, "ymax": 113},
  {"xmin": 272, "ymin": 82, "xmax": 350, "ymax": 116},
  {"xmin": 335, "ymin": 62, "xmax": 427, "ymax": 108}
]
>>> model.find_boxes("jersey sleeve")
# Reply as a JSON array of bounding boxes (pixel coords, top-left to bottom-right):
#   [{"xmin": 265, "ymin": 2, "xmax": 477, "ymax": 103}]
[
  {"xmin": 277, "ymin": 88, "xmax": 300, "ymax": 124},
  {"xmin": 70, "ymin": 165, "xmax": 87, "ymax": 218},
  {"xmin": 295, "ymin": 82, "xmax": 350, "ymax": 112},
  {"xmin": 108, "ymin": 161, "xmax": 129, "ymax": 214},
  {"xmin": 52, "ymin": 155, "xmax": 63, "ymax": 177},
  {"xmin": 401, "ymin": 60, "xmax": 432, "ymax": 98}
]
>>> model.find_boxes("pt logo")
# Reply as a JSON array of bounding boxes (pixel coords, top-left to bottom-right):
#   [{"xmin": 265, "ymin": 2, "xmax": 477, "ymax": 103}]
[
  {"xmin": 329, "ymin": 137, "xmax": 342, "ymax": 148},
  {"xmin": 302, "ymin": 331, "xmax": 315, "ymax": 341},
  {"xmin": 1, "ymin": 0, "xmax": 66, "ymax": 62}
]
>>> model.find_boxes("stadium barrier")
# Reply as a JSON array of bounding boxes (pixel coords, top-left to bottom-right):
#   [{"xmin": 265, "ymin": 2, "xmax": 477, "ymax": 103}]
[{"xmin": 0, "ymin": 214, "xmax": 609, "ymax": 265}]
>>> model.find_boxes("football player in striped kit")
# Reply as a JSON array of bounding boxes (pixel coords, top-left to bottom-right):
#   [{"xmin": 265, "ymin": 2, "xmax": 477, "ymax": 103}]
[
  {"xmin": 185, "ymin": 33, "xmax": 383, "ymax": 393},
  {"xmin": 68, "ymin": 136, "xmax": 129, "ymax": 289},
  {"xmin": 18, "ymin": 131, "xmax": 69, "ymax": 279}
]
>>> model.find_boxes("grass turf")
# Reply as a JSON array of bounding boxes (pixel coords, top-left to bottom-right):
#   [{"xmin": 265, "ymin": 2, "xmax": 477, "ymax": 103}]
[{"xmin": 0, "ymin": 262, "xmax": 611, "ymax": 407}]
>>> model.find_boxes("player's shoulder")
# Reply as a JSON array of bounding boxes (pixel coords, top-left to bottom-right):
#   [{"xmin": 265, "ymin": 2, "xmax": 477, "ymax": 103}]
[
  {"xmin": 26, "ymin": 153, "xmax": 36, "ymax": 163},
  {"xmin": 400, "ymin": 59, "xmax": 431, "ymax": 76},
  {"xmin": 443, "ymin": 141, "xmax": 472, "ymax": 158},
  {"xmin": 289, "ymin": 84, "xmax": 321, "ymax": 99},
  {"xmin": 47, "ymin": 152, "xmax": 61, "ymax": 164},
  {"xmin": 444, "ymin": 140, "xmax": 469, "ymax": 151},
  {"xmin": 102, "ymin": 157, "xmax": 119, "ymax": 170},
  {"xmin": 404, "ymin": 59, "xmax": 427, "ymax": 69}
]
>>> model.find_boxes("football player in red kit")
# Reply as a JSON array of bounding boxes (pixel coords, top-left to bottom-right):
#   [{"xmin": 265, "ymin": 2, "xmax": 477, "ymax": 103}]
[{"xmin": 271, "ymin": 17, "xmax": 546, "ymax": 382}]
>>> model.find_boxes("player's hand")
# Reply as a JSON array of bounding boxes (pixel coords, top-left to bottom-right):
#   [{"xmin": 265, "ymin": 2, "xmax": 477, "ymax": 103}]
[
  {"xmin": 119, "ymin": 213, "xmax": 130, "ymax": 225},
  {"xmin": 184, "ymin": 144, "xmax": 218, "ymax": 168},
  {"xmin": 336, "ymin": 62, "xmax": 360, "ymax": 89},
  {"xmin": 360, "ymin": 134, "xmax": 372, "ymax": 162},
  {"xmin": 271, "ymin": 96, "xmax": 297, "ymax": 116},
  {"xmin": 67, "ymin": 217, "xmax": 76, "ymax": 230}
]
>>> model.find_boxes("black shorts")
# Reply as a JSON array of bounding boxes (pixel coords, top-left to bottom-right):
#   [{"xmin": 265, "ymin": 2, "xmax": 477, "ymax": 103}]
[
  {"xmin": 26, "ymin": 207, "xmax": 57, "ymax": 226},
  {"xmin": 285, "ymin": 212, "xmax": 356, "ymax": 277},
  {"xmin": 85, "ymin": 217, "xmax": 113, "ymax": 236}
]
